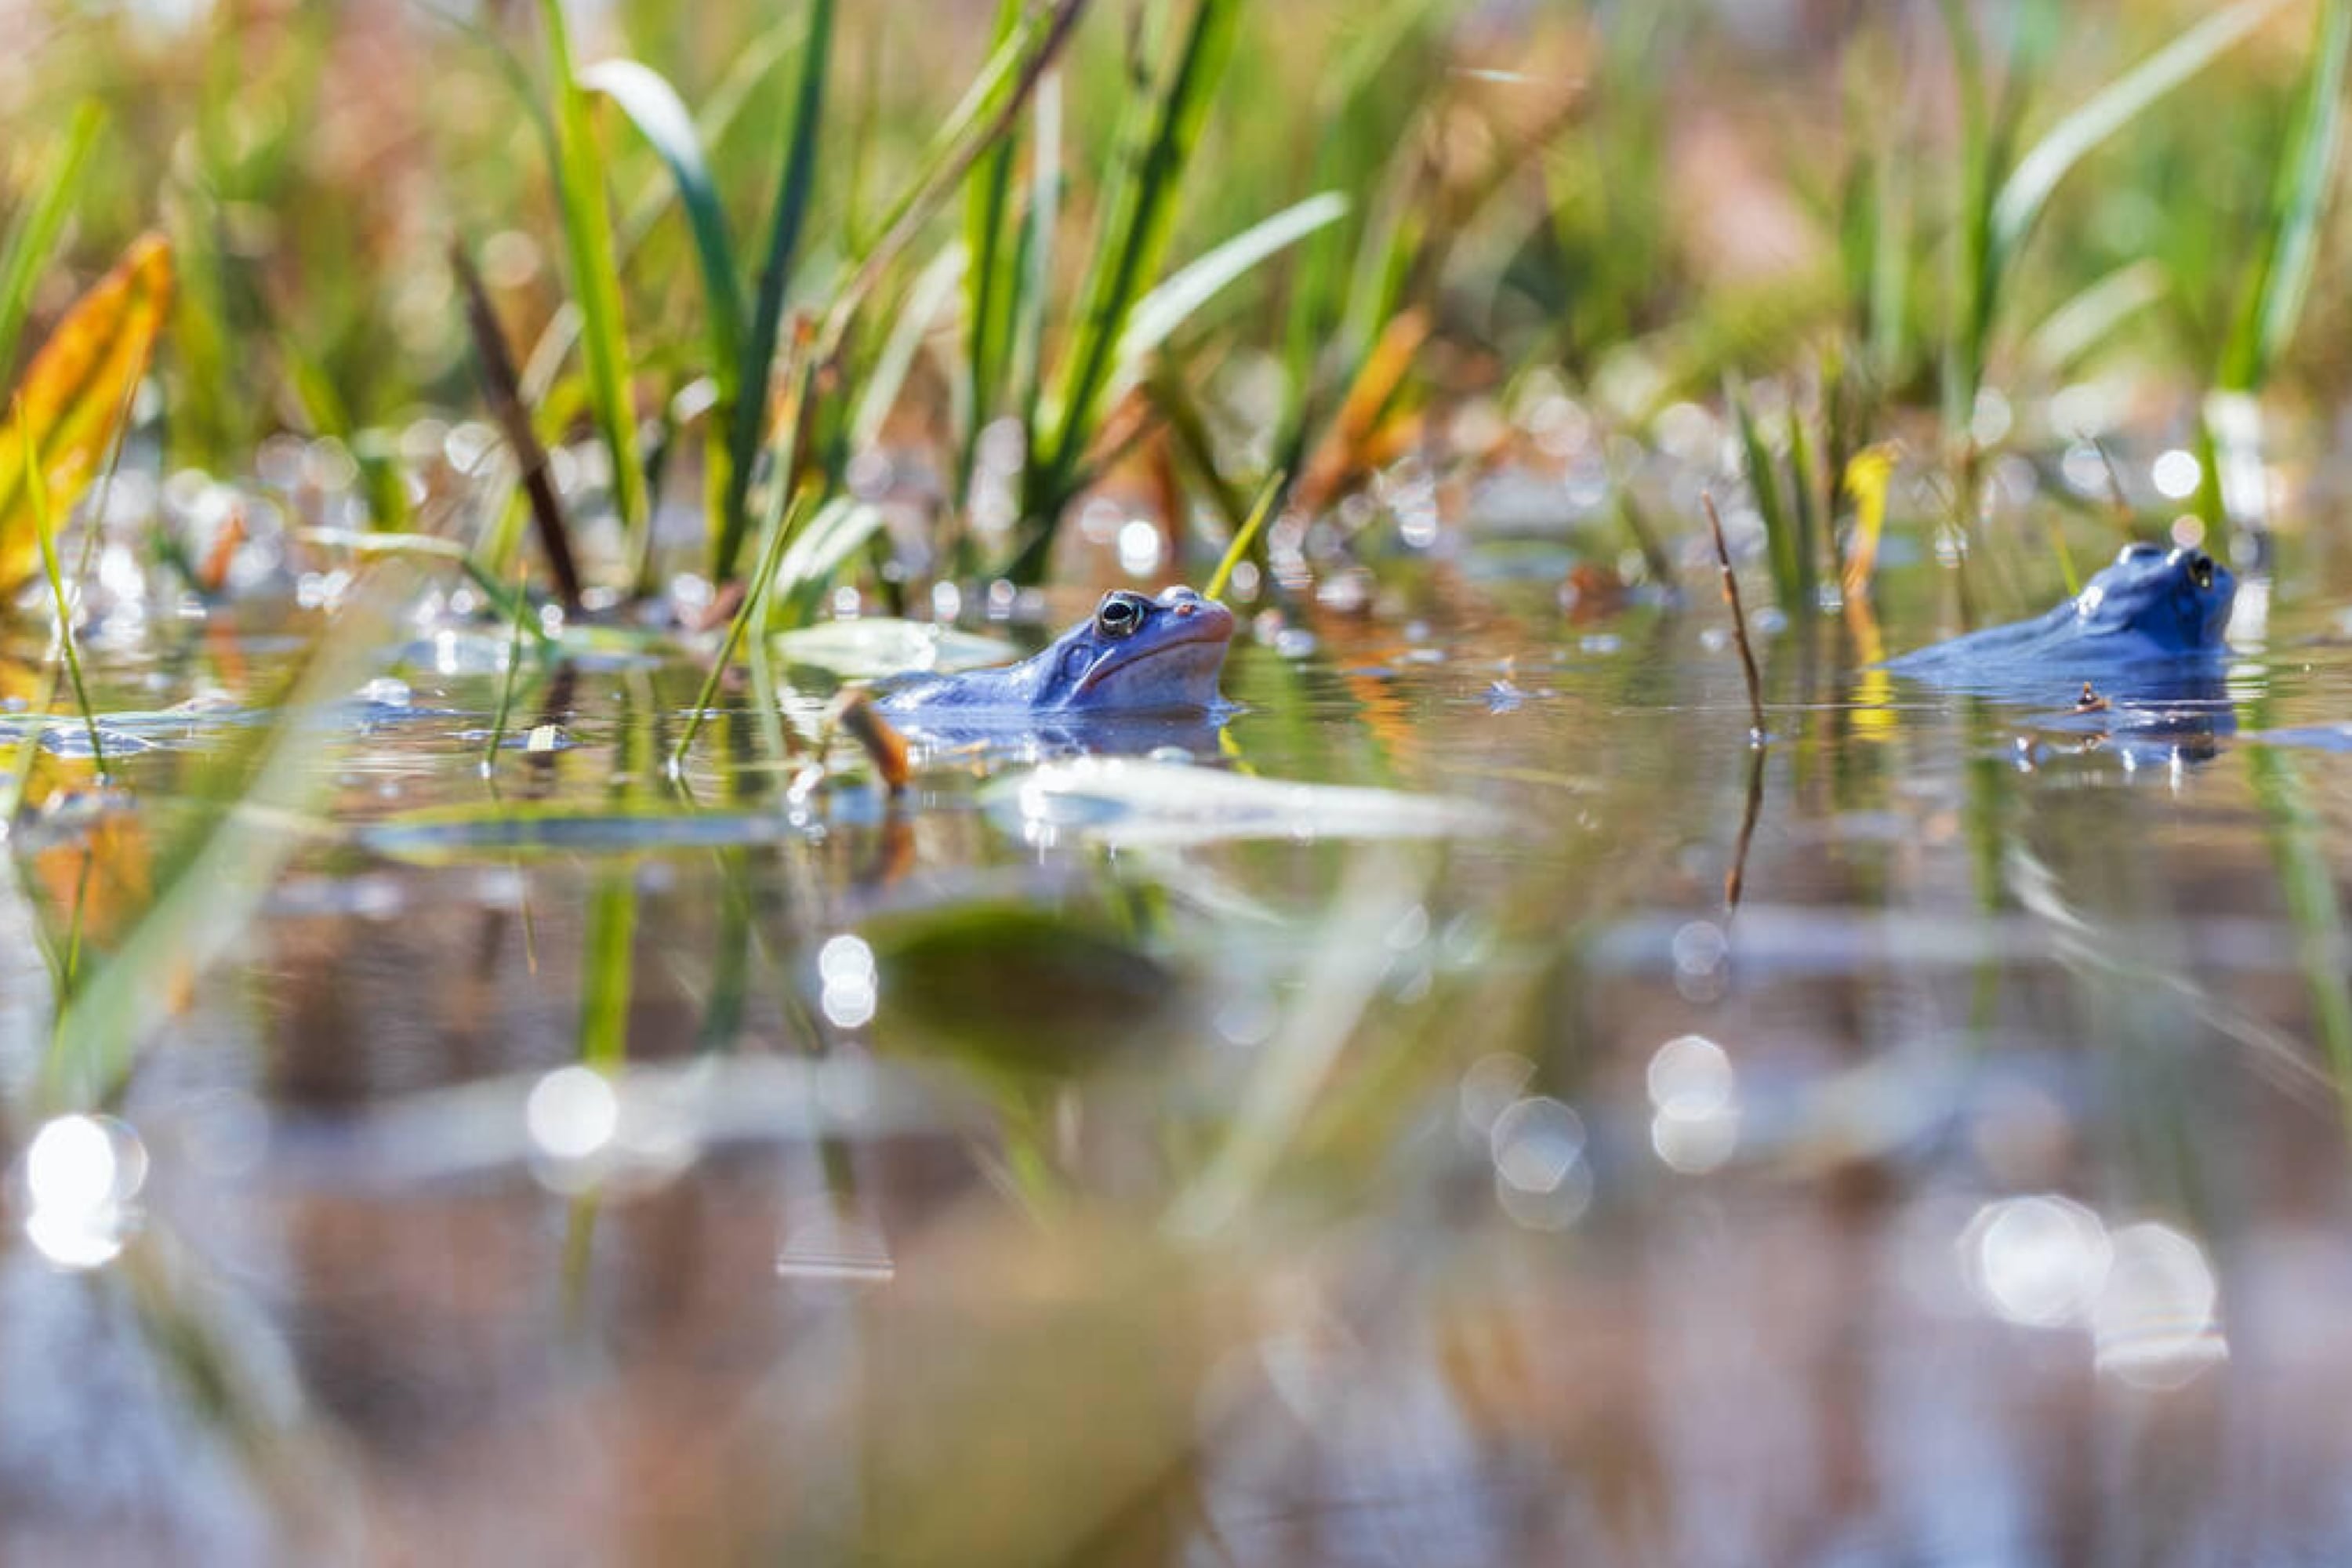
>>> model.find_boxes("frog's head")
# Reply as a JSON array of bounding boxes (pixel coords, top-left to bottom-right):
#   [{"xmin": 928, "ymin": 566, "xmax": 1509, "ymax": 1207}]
[
  {"xmin": 2072, "ymin": 543, "xmax": 2235, "ymax": 653},
  {"xmin": 1031, "ymin": 586, "xmax": 1236, "ymax": 712}
]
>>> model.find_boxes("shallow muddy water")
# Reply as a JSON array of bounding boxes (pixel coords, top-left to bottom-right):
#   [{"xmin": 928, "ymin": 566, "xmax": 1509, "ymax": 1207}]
[{"xmin": 6, "ymin": 534, "xmax": 2352, "ymax": 1565}]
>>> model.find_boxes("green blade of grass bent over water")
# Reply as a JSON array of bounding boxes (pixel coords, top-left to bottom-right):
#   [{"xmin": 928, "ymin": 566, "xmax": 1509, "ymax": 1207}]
[
  {"xmin": 535, "ymin": 0, "xmax": 650, "ymax": 583},
  {"xmin": 42, "ymin": 567, "xmax": 419, "ymax": 1111},
  {"xmin": 715, "ymin": 0, "xmax": 837, "ymax": 585},
  {"xmin": 0, "ymin": 103, "xmax": 103, "ymax": 381},
  {"xmin": 674, "ymin": 482, "xmax": 820, "ymax": 772}
]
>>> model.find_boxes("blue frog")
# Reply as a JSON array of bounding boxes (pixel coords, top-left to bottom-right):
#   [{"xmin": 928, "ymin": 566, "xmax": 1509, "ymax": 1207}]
[
  {"xmin": 1885, "ymin": 543, "xmax": 2236, "ymax": 699},
  {"xmin": 1882, "ymin": 543, "xmax": 2240, "ymax": 768},
  {"xmin": 880, "ymin": 586, "xmax": 1236, "ymax": 720}
]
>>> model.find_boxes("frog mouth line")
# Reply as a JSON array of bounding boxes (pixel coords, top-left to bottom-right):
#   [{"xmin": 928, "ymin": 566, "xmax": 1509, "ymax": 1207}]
[{"xmin": 1072, "ymin": 624, "xmax": 1234, "ymax": 698}]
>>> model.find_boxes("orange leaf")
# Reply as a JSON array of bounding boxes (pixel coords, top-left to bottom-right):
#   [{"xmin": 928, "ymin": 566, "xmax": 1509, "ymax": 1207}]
[{"xmin": 0, "ymin": 233, "xmax": 173, "ymax": 593}]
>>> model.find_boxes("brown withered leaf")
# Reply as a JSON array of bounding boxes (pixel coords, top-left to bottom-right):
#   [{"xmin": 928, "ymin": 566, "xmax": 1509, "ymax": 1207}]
[{"xmin": 0, "ymin": 233, "xmax": 173, "ymax": 593}]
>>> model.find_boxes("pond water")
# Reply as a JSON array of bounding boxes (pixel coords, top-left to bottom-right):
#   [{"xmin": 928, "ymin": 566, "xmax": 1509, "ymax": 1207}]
[{"xmin": 5, "ymin": 523, "xmax": 2352, "ymax": 1564}]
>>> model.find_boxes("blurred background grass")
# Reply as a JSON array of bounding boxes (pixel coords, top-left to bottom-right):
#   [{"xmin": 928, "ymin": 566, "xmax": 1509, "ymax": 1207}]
[{"xmin": 2, "ymin": 0, "xmax": 2343, "ymax": 602}]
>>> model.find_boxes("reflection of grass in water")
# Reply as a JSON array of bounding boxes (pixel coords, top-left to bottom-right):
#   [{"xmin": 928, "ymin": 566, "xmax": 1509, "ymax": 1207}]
[
  {"xmin": 32, "ymin": 567, "xmax": 416, "ymax": 1113},
  {"xmin": 2246, "ymin": 744, "xmax": 2352, "ymax": 1124}
]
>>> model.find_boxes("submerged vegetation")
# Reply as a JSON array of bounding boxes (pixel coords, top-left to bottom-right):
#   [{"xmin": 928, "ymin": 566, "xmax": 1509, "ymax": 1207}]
[{"xmin": 8, "ymin": 0, "xmax": 2352, "ymax": 1556}]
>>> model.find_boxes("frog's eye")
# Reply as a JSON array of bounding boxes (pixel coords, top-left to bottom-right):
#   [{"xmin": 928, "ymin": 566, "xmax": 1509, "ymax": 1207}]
[
  {"xmin": 2183, "ymin": 550, "xmax": 2216, "ymax": 590},
  {"xmin": 1094, "ymin": 593, "xmax": 1147, "ymax": 639}
]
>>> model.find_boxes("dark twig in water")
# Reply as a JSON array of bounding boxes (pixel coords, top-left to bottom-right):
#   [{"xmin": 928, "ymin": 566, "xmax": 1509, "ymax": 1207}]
[
  {"xmin": 1726, "ymin": 743, "xmax": 1766, "ymax": 915},
  {"xmin": 451, "ymin": 238, "xmax": 585, "ymax": 613},
  {"xmin": 1701, "ymin": 492, "xmax": 1767, "ymax": 745}
]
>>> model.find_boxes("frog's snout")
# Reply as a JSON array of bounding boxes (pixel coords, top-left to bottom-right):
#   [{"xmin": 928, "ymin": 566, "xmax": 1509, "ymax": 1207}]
[{"xmin": 1157, "ymin": 585, "xmax": 1235, "ymax": 639}]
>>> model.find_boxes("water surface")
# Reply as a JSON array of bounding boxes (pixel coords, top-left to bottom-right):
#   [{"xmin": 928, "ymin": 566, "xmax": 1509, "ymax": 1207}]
[{"xmin": 6, "ymin": 544, "xmax": 2352, "ymax": 1564}]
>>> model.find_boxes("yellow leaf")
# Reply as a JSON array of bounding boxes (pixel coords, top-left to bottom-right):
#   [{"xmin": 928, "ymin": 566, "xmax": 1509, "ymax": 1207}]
[
  {"xmin": 1839, "ymin": 441, "xmax": 1900, "ymax": 604},
  {"xmin": 0, "ymin": 233, "xmax": 173, "ymax": 594},
  {"xmin": 1841, "ymin": 442, "xmax": 1901, "ymax": 739}
]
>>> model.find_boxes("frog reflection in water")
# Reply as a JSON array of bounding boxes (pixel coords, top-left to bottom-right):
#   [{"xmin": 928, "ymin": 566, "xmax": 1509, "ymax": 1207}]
[
  {"xmin": 1884, "ymin": 543, "xmax": 2239, "ymax": 760},
  {"xmin": 880, "ymin": 586, "xmax": 1236, "ymax": 746}
]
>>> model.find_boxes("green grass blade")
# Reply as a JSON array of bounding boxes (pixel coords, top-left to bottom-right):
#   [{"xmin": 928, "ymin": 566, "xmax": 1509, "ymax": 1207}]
[
  {"xmin": 1021, "ymin": 0, "xmax": 1243, "ymax": 577},
  {"xmin": 820, "ymin": 0, "xmax": 1090, "ymax": 360},
  {"xmin": 673, "ymin": 482, "xmax": 818, "ymax": 772},
  {"xmin": 1204, "ymin": 468, "xmax": 1284, "ymax": 601},
  {"xmin": 581, "ymin": 59, "xmax": 749, "ymax": 400},
  {"xmin": 0, "ymin": 103, "xmax": 103, "ymax": 380},
  {"xmin": 852, "ymin": 242, "xmax": 968, "ymax": 455},
  {"xmin": 1991, "ymin": 0, "xmax": 2286, "ymax": 277},
  {"xmin": 1115, "ymin": 191, "xmax": 1348, "ymax": 379},
  {"xmin": 1939, "ymin": 0, "xmax": 1997, "ymax": 429},
  {"xmin": 1040, "ymin": 0, "xmax": 1243, "ymax": 477},
  {"xmin": 716, "ymin": 0, "xmax": 838, "ymax": 584},
  {"xmin": 281, "ymin": 334, "xmax": 412, "ymax": 533},
  {"xmin": 1013, "ymin": 69, "xmax": 1065, "ymax": 436},
  {"xmin": 2221, "ymin": 0, "xmax": 2352, "ymax": 391},
  {"xmin": 15, "ymin": 404, "xmax": 103, "ymax": 778},
  {"xmin": 483, "ymin": 566, "xmax": 535, "ymax": 775},
  {"xmin": 775, "ymin": 496, "xmax": 888, "ymax": 626},
  {"xmin": 1728, "ymin": 379, "xmax": 1797, "ymax": 609},
  {"xmin": 617, "ymin": 19, "xmax": 804, "ymax": 254},
  {"xmin": 961, "ymin": 0, "xmax": 1029, "ymax": 477},
  {"xmin": 2024, "ymin": 257, "xmax": 2170, "ymax": 375},
  {"xmin": 535, "ymin": 0, "xmax": 651, "ymax": 568},
  {"xmin": 1785, "ymin": 404, "xmax": 1820, "ymax": 611}
]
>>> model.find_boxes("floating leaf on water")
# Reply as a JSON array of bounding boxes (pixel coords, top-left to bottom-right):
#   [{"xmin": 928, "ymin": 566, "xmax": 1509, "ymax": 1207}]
[
  {"xmin": 981, "ymin": 758, "xmax": 1502, "ymax": 849},
  {"xmin": 771, "ymin": 619, "xmax": 1018, "ymax": 680},
  {"xmin": 0, "ymin": 233, "xmax": 172, "ymax": 594}
]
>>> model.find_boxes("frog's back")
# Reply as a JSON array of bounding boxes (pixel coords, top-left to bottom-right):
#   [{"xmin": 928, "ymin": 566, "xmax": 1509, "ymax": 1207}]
[
  {"xmin": 1882, "ymin": 603, "xmax": 2080, "ymax": 679},
  {"xmin": 1880, "ymin": 544, "xmax": 2234, "ymax": 701}
]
